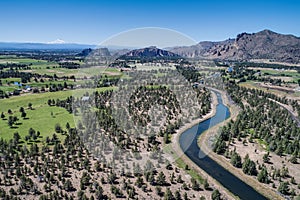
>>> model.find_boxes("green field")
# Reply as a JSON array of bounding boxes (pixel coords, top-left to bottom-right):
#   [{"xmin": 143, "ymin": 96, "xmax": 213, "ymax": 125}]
[
  {"xmin": 0, "ymin": 57, "xmax": 48, "ymax": 64},
  {"xmin": 0, "ymin": 105, "xmax": 73, "ymax": 142},
  {"xmin": 23, "ymin": 66, "xmax": 78, "ymax": 76},
  {"xmin": 259, "ymin": 68, "xmax": 300, "ymax": 82},
  {"xmin": 0, "ymin": 90, "xmax": 76, "ymax": 141},
  {"xmin": 0, "ymin": 87, "xmax": 115, "ymax": 142}
]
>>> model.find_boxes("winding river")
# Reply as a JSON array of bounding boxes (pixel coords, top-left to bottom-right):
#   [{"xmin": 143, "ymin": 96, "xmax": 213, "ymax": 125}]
[{"xmin": 179, "ymin": 91, "xmax": 267, "ymax": 200}]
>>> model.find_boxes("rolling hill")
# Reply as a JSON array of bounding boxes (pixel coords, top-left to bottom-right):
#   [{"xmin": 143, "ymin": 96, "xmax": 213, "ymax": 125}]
[
  {"xmin": 170, "ymin": 30, "xmax": 300, "ymax": 63},
  {"xmin": 118, "ymin": 46, "xmax": 182, "ymax": 61}
]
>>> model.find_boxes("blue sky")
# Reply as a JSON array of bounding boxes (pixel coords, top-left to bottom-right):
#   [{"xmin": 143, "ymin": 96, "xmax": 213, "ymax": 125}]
[{"xmin": 0, "ymin": 0, "xmax": 299, "ymax": 44}]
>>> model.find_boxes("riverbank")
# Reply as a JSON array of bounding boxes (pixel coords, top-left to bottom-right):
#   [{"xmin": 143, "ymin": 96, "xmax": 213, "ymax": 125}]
[
  {"xmin": 198, "ymin": 89, "xmax": 284, "ymax": 200},
  {"xmin": 171, "ymin": 90, "xmax": 238, "ymax": 200}
]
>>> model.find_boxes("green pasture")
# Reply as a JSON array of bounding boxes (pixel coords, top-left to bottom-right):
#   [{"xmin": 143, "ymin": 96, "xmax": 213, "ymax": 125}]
[
  {"xmin": 0, "ymin": 57, "xmax": 48, "ymax": 64},
  {"xmin": 0, "ymin": 87, "xmax": 115, "ymax": 142},
  {"xmin": 260, "ymin": 69, "xmax": 300, "ymax": 82},
  {"xmin": 0, "ymin": 90, "xmax": 77, "ymax": 142}
]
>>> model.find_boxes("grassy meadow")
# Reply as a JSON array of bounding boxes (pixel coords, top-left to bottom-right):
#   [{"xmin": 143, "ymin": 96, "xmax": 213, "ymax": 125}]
[{"xmin": 0, "ymin": 90, "xmax": 76, "ymax": 142}]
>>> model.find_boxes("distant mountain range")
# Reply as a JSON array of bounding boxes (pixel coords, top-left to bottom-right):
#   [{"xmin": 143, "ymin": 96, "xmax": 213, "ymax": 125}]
[
  {"xmin": 1, "ymin": 30, "xmax": 300, "ymax": 63},
  {"xmin": 0, "ymin": 42, "xmax": 96, "ymax": 50},
  {"xmin": 170, "ymin": 30, "xmax": 300, "ymax": 63}
]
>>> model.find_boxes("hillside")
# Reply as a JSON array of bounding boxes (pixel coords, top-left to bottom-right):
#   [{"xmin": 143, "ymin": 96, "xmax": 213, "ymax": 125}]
[
  {"xmin": 78, "ymin": 48, "xmax": 111, "ymax": 57},
  {"xmin": 118, "ymin": 46, "xmax": 182, "ymax": 61},
  {"xmin": 170, "ymin": 30, "xmax": 300, "ymax": 63}
]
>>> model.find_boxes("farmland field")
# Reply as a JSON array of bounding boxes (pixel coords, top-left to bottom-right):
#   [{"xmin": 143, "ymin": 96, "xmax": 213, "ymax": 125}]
[{"xmin": 0, "ymin": 50, "xmax": 299, "ymax": 200}]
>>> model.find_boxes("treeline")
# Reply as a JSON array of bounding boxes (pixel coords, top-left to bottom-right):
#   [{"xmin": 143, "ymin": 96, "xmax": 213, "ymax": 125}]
[
  {"xmin": 58, "ymin": 62, "xmax": 80, "ymax": 69},
  {"xmin": 0, "ymin": 63, "xmax": 30, "ymax": 70},
  {"xmin": 77, "ymin": 74, "xmax": 120, "ymax": 89},
  {"xmin": 0, "ymin": 90, "xmax": 9, "ymax": 98},
  {"xmin": 235, "ymin": 62, "xmax": 300, "ymax": 71},
  {"xmin": 216, "ymin": 61, "xmax": 300, "ymax": 72},
  {"xmin": 48, "ymin": 96, "xmax": 74, "ymax": 113},
  {"xmin": 0, "ymin": 50, "xmax": 82, "ymax": 62},
  {"xmin": 0, "ymin": 70, "xmax": 35, "ymax": 83},
  {"xmin": 0, "ymin": 68, "xmax": 76, "ymax": 98},
  {"xmin": 0, "ymin": 69, "xmax": 74, "ymax": 83},
  {"xmin": 216, "ymin": 82, "xmax": 299, "ymax": 157},
  {"xmin": 176, "ymin": 65, "xmax": 202, "ymax": 83},
  {"xmin": 213, "ymin": 82, "xmax": 299, "ymax": 197},
  {"xmin": 222, "ymin": 67, "xmax": 287, "ymax": 85}
]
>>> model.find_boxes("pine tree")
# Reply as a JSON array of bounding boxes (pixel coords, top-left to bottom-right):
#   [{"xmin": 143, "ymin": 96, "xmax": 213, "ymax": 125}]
[
  {"xmin": 64, "ymin": 179, "xmax": 74, "ymax": 191},
  {"xmin": 13, "ymin": 132, "xmax": 21, "ymax": 144},
  {"xmin": 263, "ymin": 153, "xmax": 270, "ymax": 163},
  {"xmin": 174, "ymin": 190, "xmax": 181, "ymax": 200},
  {"xmin": 21, "ymin": 111, "xmax": 26, "ymax": 119},
  {"xmin": 230, "ymin": 151, "xmax": 242, "ymax": 168},
  {"xmin": 277, "ymin": 181, "xmax": 289, "ymax": 195},
  {"xmin": 211, "ymin": 189, "xmax": 221, "ymax": 200},
  {"xmin": 135, "ymin": 176, "xmax": 144, "ymax": 188},
  {"xmin": 242, "ymin": 154, "xmax": 257, "ymax": 176},
  {"xmin": 191, "ymin": 177, "xmax": 200, "ymax": 191},
  {"xmin": 203, "ymin": 178, "xmax": 209, "ymax": 190},
  {"xmin": 156, "ymin": 171, "xmax": 167, "ymax": 186},
  {"xmin": 164, "ymin": 188, "xmax": 174, "ymax": 200},
  {"xmin": 257, "ymin": 167, "xmax": 269, "ymax": 183},
  {"xmin": 183, "ymin": 192, "xmax": 188, "ymax": 200}
]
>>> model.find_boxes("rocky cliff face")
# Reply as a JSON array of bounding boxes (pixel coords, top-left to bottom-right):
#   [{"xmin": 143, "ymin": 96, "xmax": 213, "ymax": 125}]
[
  {"xmin": 78, "ymin": 48, "xmax": 111, "ymax": 57},
  {"xmin": 118, "ymin": 46, "xmax": 181, "ymax": 60},
  {"xmin": 170, "ymin": 30, "xmax": 300, "ymax": 63}
]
